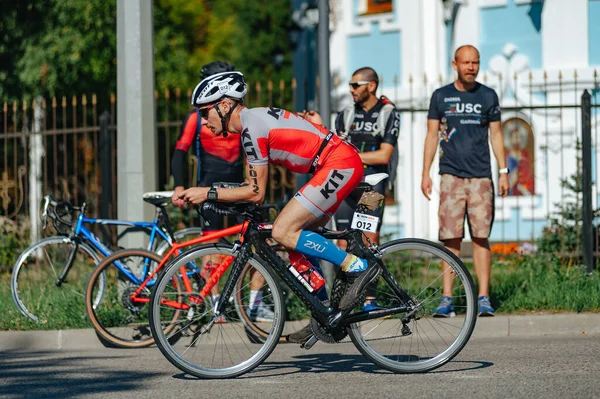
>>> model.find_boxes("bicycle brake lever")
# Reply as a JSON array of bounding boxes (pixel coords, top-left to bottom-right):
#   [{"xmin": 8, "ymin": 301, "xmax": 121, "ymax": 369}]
[{"xmin": 41, "ymin": 195, "xmax": 51, "ymax": 229}]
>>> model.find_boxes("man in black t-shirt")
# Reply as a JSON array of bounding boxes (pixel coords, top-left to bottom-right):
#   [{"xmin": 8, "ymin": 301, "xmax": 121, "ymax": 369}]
[{"xmin": 421, "ymin": 45, "xmax": 509, "ymax": 318}]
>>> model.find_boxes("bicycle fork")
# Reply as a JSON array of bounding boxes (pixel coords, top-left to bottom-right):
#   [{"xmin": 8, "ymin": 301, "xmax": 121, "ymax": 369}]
[{"xmin": 55, "ymin": 240, "xmax": 80, "ymax": 287}]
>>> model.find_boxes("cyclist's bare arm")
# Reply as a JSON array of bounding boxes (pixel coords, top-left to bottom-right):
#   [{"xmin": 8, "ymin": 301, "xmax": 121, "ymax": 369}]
[
  {"xmin": 181, "ymin": 163, "xmax": 268, "ymax": 204},
  {"xmin": 359, "ymin": 142, "xmax": 394, "ymax": 165}
]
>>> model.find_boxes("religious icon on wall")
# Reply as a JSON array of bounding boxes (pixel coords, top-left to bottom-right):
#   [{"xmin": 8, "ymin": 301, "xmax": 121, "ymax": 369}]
[{"xmin": 502, "ymin": 117, "xmax": 535, "ymax": 196}]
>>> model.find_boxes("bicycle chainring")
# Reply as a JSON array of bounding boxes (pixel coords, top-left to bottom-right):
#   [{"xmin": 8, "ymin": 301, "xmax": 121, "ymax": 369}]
[{"xmin": 310, "ymin": 317, "xmax": 347, "ymax": 343}]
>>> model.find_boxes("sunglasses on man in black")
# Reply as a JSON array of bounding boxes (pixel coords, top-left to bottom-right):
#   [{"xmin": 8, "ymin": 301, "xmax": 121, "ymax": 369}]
[{"xmin": 348, "ymin": 81, "xmax": 370, "ymax": 89}]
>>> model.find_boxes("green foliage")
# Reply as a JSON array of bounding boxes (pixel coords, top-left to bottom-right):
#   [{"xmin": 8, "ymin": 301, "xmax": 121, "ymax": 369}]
[
  {"xmin": 489, "ymin": 255, "xmax": 600, "ymax": 313},
  {"xmin": 1, "ymin": 0, "xmax": 293, "ymax": 107},
  {"xmin": 0, "ymin": 218, "xmax": 30, "ymax": 274},
  {"xmin": 537, "ymin": 140, "xmax": 585, "ymax": 256},
  {"xmin": 0, "ymin": 1, "xmax": 117, "ymax": 102}
]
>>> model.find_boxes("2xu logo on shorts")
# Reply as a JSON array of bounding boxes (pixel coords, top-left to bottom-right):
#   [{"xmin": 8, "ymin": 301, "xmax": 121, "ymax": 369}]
[{"xmin": 320, "ymin": 170, "xmax": 345, "ymax": 199}]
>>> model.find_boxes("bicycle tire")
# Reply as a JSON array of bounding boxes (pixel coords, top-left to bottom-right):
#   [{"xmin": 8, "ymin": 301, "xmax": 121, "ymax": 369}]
[
  {"xmin": 11, "ymin": 236, "xmax": 102, "ymax": 324},
  {"xmin": 347, "ymin": 238, "xmax": 477, "ymax": 373},
  {"xmin": 155, "ymin": 227, "xmax": 206, "ymax": 256},
  {"xmin": 85, "ymin": 248, "xmax": 183, "ymax": 349},
  {"xmin": 149, "ymin": 243, "xmax": 285, "ymax": 379}
]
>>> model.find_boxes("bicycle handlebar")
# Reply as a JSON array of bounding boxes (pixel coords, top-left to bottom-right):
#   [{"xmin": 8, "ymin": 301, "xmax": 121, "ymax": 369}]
[
  {"xmin": 199, "ymin": 200, "xmax": 284, "ymax": 223},
  {"xmin": 40, "ymin": 194, "xmax": 86, "ymax": 233}
]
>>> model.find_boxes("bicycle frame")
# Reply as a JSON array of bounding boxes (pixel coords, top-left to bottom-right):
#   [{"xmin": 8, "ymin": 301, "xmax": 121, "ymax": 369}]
[
  {"xmin": 211, "ymin": 224, "xmax": 415, "ymax": 330},
  {"xmin": 50, "ymin": 211, "xmax": 174, "ymax": 287},
  {"xmin": 74, "ymin": 215, "xmax": 172, "ymax": 259},
  {"xmin": 127, "ymin": 224, "xmax": 245, "ymax": 304}
]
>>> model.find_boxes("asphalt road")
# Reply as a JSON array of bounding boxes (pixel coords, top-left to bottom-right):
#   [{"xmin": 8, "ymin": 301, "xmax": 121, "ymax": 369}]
[{"xmin": 1, "ymin": 334, "xmax": 599, "ymax": 399}]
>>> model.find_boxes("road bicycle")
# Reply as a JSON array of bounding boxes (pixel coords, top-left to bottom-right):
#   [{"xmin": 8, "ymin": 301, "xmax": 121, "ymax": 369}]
[
  {"xmin": 84, "ymin": 199, "xmax": 288, "ymax": 348},
  {"xmin": 147, "ymin": 174, "xmax": 478, "ymax": 378},
  {"xmin": 11, "ymin": 193, "xmax": 203, "ymax": 324}
]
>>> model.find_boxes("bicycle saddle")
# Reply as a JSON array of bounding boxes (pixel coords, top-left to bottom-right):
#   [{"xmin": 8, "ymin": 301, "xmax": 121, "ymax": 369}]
[
  {"xmin": 143, "ymin": 191, "xmax": 174, "ymax": 206},
  {"xmin": 364, "ymin": 173, "xmax": 389, "ymax": 187}
]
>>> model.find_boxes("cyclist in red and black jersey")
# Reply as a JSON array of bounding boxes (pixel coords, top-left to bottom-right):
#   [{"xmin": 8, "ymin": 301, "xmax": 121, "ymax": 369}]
[{"xmin": 171, "ymin": 61, "xmax": 243, "ymax": 213}]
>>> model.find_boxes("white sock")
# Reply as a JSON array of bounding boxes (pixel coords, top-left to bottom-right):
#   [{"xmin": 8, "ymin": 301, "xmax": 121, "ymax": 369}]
[
  {"xmin": 249, "ymin": 290, "xmax": 262, "ymax": 310},
  {"xmin": 342, "ymin": 255, "xmax": 368, "ymax": 273}
]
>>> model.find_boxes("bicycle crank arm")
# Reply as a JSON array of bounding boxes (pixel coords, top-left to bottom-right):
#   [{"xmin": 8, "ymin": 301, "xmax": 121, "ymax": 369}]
[{"xmin": 301, "ymin": 335, "xmax": 319, "ymax": 350}]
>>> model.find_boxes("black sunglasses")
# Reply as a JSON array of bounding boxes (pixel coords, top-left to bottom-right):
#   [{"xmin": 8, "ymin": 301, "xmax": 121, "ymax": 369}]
[
  {"xmin": 348, "ymin": 81, "xmax": 370, "ymax": 89},
  {"xmin": 198, "ymin": 104, "xmax": 214, "ymax": 119}
]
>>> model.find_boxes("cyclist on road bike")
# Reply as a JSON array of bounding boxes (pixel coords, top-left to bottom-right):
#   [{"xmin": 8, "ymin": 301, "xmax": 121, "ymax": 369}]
[
  {"xmin": 179, "ymin": 71, "xmax": 381, "ymax": 343},
  {"xmin": 171, "ymin": 61, "xmax": 271, "ymax": 322}
]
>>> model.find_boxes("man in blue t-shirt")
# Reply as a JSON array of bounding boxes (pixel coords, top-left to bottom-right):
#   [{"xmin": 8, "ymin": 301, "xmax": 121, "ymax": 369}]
[{"xmin": 421, "ymin": 45, "xmax": 509, "ymax": 317}]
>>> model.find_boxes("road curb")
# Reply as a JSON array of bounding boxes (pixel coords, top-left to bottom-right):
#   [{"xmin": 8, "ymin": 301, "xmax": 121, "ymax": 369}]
[
  {"xmin": 471, "ymin": 312, "xmax": 600, "ymax": 339},
  {"xmin": 1, "ymin": 313, "xmax": 598, "ymax": 351}
]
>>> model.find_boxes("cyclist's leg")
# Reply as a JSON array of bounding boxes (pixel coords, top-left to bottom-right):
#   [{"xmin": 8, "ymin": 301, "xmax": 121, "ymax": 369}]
[{"xmin": 272, "ymin": 146, "xmax": 379, "ymax": 311}]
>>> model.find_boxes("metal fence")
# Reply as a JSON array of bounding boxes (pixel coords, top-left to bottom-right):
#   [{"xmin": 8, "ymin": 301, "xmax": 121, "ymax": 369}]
[{"xmin": 1, "ymin": 71, "xmax": 599, "ymax": 268}]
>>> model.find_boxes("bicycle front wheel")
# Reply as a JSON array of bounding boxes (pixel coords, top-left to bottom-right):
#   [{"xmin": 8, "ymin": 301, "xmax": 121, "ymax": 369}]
[
  {"xmin": 11, "ymin": 236, "xmax": 101, "ymax": 324},
  {"xmin": 149, "ymin": 244, "xmax": 284, "ymax": 379},
  {"xmin": 85, "ymin": 249, "xmax": 182, "ymax": 348},
  {"xmin": 347, "ymin": 238, "xmax": 477, "ymax": 373}
]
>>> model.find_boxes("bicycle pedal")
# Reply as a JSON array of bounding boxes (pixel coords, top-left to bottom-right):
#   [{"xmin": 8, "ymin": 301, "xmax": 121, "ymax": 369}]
[{"xmin": 301, "ymin": 335, "xmax": 318, "ymax": 350}]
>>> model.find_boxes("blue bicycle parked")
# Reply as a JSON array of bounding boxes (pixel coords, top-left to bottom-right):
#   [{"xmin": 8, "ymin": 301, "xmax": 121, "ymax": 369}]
[{"xmin": 11, "ymin": 193, "xmax": 204, "ymax": 324}]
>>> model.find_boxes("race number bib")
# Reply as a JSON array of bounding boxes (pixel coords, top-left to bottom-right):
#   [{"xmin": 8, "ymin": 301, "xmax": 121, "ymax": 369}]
[{"xmin": 350, "ymin": 212, "xmax": 379, "ymax": 233}]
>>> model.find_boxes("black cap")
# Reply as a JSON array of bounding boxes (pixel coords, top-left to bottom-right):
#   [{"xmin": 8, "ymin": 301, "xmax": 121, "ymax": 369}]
[{"xmin": 200, "ymin": 61, "xmax": 235, "ymax": 80}]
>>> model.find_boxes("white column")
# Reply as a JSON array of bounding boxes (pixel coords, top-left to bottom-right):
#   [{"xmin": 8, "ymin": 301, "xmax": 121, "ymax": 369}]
[
  {"xmin": 453, "ymin": 0, "xmax": 481, "ymax": 57},
  {"xmin": 542, "ymin": 0, "xmax": 589, "ymax": 68},
  {"xmin": 29, "ymin": 97, "xmax": 44, "ymax": 244},
  {"xmin": 117, "ymin": 0, "xmax": 156, "ymax": 247}
]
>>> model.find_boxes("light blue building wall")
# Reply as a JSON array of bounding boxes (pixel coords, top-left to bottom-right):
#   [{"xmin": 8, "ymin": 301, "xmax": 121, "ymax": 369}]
[
  {"xmin": 479, "ymin": 0, "xmax": 543, "ymax": 69},
  {"xmin": 348, "ymin": 0, "xmax": 401, "ymax": 84},
  {"xmin": 590, "ymin": 0, "xmax": 600, "ymax": 65}
]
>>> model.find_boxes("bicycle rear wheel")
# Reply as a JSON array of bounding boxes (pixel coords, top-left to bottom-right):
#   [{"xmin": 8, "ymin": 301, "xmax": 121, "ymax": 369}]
[
  {"xmin": 347, "ymin": 238, "xmax": 477, "ymax": 373},
  {"xmin": 85, "ymin": 249, "xmax": 182, "ymax": 348},
  {"xmin": 149, "ymin": 244, "xmax": 284, "ymax": 379},
  {"xmin": 11, "ymin": 236, "xmax": 101, "ymax": 324}
]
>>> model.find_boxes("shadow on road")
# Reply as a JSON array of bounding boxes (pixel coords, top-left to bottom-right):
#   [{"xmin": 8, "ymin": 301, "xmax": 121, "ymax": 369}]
[
  {"xmin": 0, "ymin": 350, "xmax": 160, "ymax": 398},
  {"xmin": 172, "ymin": 351, "xmax": 493, "ymax": 379}
]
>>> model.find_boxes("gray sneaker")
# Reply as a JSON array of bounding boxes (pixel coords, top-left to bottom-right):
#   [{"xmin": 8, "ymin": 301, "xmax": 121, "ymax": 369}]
[
  {"xmin": 286, "ymin": 324, "xmax": 313, "ymax": 344},
  {"xmin": 339, "ymin": 261, "xmax": 381, "ymax": 311},
  {"xmin": 246, "ymin": 304, "xmax": 274, "ymax": 322}
]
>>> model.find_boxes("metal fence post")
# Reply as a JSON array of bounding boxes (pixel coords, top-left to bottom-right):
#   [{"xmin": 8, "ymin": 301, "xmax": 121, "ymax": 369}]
[
  {"xmin": 581, "ymin": 90, "xmax": 593, "ymax": 273},
  {"xmin": 99, "ymin": 110, "xmax": 112, "ymax": 221}
]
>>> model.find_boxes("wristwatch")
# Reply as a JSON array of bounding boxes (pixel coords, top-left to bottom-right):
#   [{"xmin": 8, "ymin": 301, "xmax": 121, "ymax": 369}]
[
  {"xmin": 207, "ymin": 187, "xmax": 218, "ymax": 201},
  {"xmin": 499, "ymin": 168, "xmax": 510, "ymax": 174}
]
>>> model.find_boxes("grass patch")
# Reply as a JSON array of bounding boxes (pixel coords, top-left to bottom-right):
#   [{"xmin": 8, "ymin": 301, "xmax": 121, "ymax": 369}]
[
  {"xmin": 1, "ymin": 273, "xmax": 91, "ymax": 331},
  {"xmin": 488, "ymin": 255, "xmax": 600, "ymax": 313},
  {"xmin": 2, "ymin": 254, "xmax": 600, "ymax": 331}
]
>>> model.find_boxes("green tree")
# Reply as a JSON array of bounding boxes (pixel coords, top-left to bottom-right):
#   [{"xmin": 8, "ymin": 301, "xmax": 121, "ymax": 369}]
[
  {"xmin": 0, "ymin": 0, "xmax": 293, "ymax": 106},
  {"xmin": 537, "ymin": 140, "xmax": 584, "ymax": 257},
  {"xmin": 3, "ymin": 1, "xmax": 117, "ymax": 103}
]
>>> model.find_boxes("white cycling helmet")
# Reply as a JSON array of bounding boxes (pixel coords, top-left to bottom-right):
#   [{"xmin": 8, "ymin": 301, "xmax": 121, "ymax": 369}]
[{"xmin": 190, "ymin": 71, "xmax": 247, "ymax": 106}]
